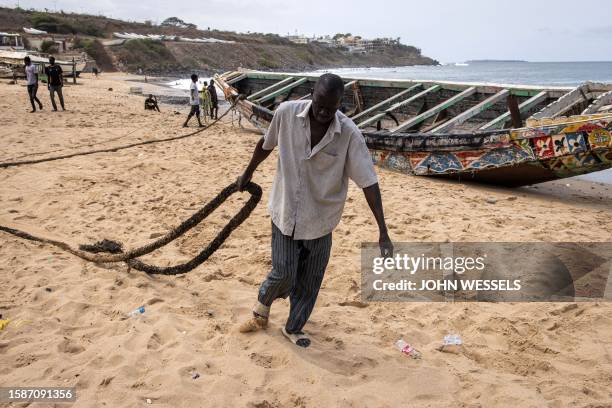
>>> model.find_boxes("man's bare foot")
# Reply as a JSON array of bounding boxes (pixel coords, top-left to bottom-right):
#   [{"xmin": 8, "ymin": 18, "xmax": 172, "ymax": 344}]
[{"xmin": 239, "ymin": 314, "xmax": 268, "ymax": 333}]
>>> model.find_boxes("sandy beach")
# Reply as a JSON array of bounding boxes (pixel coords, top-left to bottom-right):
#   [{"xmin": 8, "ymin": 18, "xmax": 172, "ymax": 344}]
[{"xmin": 1, "ymin": 73, "xmax": 612, "ymax": 407}]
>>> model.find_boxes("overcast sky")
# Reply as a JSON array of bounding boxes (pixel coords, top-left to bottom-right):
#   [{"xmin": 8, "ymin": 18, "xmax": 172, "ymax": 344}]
[{"xmin": 4, "ymin": 0, "xmax": 612, "ymax": 62}]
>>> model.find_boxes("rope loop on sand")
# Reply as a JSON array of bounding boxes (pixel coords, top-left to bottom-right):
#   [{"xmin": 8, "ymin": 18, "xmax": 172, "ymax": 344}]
[{"xmin": 0, "ymin": 181, "xmax": 262, "ymax": 275}]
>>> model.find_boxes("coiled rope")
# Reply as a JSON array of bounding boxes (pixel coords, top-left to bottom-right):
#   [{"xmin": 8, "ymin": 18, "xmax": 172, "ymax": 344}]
[{"xmin": 0, "ymin": 181, "xmax": 262, "ymax": 275}]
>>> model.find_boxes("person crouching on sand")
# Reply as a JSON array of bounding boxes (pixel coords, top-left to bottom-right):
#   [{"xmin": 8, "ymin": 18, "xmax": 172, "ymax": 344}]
[
  {"xmin": 237, "ymin": 73, "xmax": 393, "ymax": 348},
  {"xmin": 24, "ymin": 56, "xmax": 43, "ymax": 113},
  {"xmin": 144, "ymin": 94, "xmax": 160, "ymax": 112},
  {"xmin": 183, "ymin": 74, "xmax": 203, "ymax": 127}
]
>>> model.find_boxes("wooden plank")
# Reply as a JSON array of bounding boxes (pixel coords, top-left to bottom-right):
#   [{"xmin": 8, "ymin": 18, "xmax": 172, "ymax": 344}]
[
  {"xmin": 247, "ymin": 77, "xmax": 295, "ymax": 101},
  {"xmin": 351, "ymin": 84, "xmax": 422, "ymax": 122},
  {"xmin": 240, "ymin": 71, "xmax": 573, "ymax": 95},
  {"xmin": 431, "ymin": 89, "xmax": 510, "ymax": 133},
  {"xmin": 582, "ymin": 89, "xmax": 612, "ymax": 114},
  {"xmin": 507, "ymin": 94, "xmax": 523, "ymax": 128},
  {"xmin": 480, "ymin": 91, "xmax": 548, "ymax": 130},
  {"xmin": 390, "ymin": 87, "xmax": 477, "ymax": 133},
  {"xmin": 343, "ymin": 80, "xmax": 358, "ymax": 88},
  {"xmin": 226, "ymin": 73, "xmax": 247, "ymax": 85},
  {"xmin": 554, "ymin": 97, "xmax": 589, "ymax": 117},
  {"xmin": 350, "ymin": 81, "xmax": 364, "ymax": 115},
  {"xmin": 255, "ymin": 77, "xmax": 308, "ymax": 104},
  {"xmin": 531, "ymin": 84, "xmax": 589, "ymax": 119},
  {"xmin": 357, "ymin": 85, "xmax": 440, "ymax": 128}
]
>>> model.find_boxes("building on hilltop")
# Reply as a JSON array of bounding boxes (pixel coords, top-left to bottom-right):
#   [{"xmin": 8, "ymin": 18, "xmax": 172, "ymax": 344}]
[{"xmin": 286, "ymin": 33, "xmax": 402, "ymax": 52}]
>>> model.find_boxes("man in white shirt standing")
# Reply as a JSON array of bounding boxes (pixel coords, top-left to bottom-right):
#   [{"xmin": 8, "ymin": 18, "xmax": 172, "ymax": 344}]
[
  {"xmin": 183, "ymin": 74, "xmax": 203, "ymax": 127},
  {"xmin": 237, "ymin": 73, "xmax": 393, "ymax": 348},
  {"xmin": 24, "ymin": 56, "xmax": 43, "ymax": 113}
]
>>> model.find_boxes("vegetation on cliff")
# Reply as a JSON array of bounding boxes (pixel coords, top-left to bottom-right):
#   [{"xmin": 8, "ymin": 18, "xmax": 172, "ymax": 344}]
[{"xmin": 1, "ymin": 7, "xmax": 439, "ymax": 74}]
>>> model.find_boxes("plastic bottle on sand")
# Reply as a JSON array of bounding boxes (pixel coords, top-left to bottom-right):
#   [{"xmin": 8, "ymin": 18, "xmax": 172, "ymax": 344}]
[
  {"xmin": 396, "ymin": 339, "xmax": 421, "ymax": 359},
  {"xmin": 129, "ymin": 306, "xmax": 145, "ymax": 318}
]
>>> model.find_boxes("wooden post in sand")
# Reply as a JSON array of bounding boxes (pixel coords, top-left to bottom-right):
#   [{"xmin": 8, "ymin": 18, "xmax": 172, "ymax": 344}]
[{"xmin": 72, "ymin": 57, "xmax": 76, "ymax": 84}]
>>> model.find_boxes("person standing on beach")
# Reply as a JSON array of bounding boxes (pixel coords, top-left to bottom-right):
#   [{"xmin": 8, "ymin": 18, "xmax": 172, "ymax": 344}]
[
  {"xmin": 24, "ymin": 56, "xmax": 43, "ymax": 113},
  {"xmin": 207, "ymin": 80, "xmax": 218, "ymax": 120},
  {"xmin": 45, "ymin": 57, "xmax": 65, "ymax": 111},
  {"xmin": 183, "ymin": 74, "xmax": 203, "ymax": 127},
  {"xmin": 200, "ymin": 81, "xmax": 212, "ymax": 123},
  {"xmin": 237, "ymin": 73, "xmax": 393, "ymax": 348}
]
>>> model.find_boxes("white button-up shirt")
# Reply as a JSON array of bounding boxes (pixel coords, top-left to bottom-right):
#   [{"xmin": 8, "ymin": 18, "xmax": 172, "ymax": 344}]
[{"xmin": 262, "ymin": 100, "xmax": 378, "ymax": 240}]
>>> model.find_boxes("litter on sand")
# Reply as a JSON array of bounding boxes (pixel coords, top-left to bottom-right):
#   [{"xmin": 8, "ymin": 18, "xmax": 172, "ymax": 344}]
[{"xmin": 395, "ymin": 339, "xmax": 422, "ymax": 359}]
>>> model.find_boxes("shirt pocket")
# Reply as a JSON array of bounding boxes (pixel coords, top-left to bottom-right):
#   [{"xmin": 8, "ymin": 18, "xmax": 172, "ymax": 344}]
[{"xmin": 311, "ymin": 150, "xmax": 338, "ymax": 171}]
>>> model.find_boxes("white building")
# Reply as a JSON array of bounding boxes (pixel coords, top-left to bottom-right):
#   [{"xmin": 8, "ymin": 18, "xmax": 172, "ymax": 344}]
[{"xmin": 0, "ymin": 33, "xmax": 25, "ymax": 50}]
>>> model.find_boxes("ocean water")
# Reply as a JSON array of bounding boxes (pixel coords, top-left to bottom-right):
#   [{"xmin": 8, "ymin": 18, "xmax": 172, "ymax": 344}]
[{"xmin": 312, "ymin": 61, "xmax": 612, "ymax": 86}]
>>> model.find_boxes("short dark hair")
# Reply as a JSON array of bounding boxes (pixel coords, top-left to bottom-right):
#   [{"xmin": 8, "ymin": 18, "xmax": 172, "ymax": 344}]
[
  {"xmin": 191, "ymin": 73, "xmax": 198, "ymax": 81},
  {"xmin": 24, "ymin": 56, "xmax": 31, "ymax": 63},
  {"xmin": 49, "ymin": 56, "xmax": 55, "ymax": 62},
  {"xmin": 315, "ymin": 73, "xmax": 344, "ymax": 97}
]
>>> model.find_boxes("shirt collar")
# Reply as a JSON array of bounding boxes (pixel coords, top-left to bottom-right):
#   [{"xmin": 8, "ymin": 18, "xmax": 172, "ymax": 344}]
[{"xmin": 296, "ymin": 100, "xmax": 342, "ymax": 134}]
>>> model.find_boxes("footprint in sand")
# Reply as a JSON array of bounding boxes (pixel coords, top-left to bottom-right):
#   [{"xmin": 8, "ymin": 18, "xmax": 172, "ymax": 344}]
[
  {"xmin": 58, "ymin": 338, "xmax": 86, "ymax": 354},
  {"xmin": 249, "ymin": 352, "xmax": 288, "ymax": 369}
]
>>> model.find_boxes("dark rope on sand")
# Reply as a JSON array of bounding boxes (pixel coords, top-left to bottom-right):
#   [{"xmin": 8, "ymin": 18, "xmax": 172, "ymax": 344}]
[
  {"xmin": 0, "ymin": 102, "xmax": 236, "ymax": 169},
  {"xmin": 0, "ymin": 181, "xmax": 262, "ymax": 275}
]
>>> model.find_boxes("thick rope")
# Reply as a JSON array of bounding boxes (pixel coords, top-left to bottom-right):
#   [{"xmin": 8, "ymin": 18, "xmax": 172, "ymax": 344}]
[
  {"xmin": 0, "ymin": 182, "xmax": 262, "ymax": 275},
  {"xmin": 0, "ymin": 102, "xmax": 236, "ymax": 169}
]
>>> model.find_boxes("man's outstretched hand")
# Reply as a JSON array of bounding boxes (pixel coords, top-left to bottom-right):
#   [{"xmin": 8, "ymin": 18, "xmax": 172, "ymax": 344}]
[
  {"xmin": 236, "ymin": 171, "xmax": 253, "ymax": 192},
  {"xmin": 379, "ymin": 230, "xmax": 393, "ymax": 258}
]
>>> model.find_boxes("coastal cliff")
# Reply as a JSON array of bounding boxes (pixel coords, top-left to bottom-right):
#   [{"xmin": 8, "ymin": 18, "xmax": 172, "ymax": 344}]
[{"xmin": 0, "ymin": 7, "xmax": 438, "ymax": 74}]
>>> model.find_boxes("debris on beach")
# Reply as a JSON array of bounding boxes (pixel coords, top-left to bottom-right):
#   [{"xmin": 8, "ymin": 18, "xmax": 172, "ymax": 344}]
[
  {"xmin": 128, "ymin": 306, "xmax": 145, "ymax": 318},
  {"xmin": 0, "ymin": 319, "xmax": 10, "ymax": 331},
  {"xmin": 437, "ymin": 334, "xmax": 463, "ymax": 353},
  {"xmin": 191, "ymin": 371, "xmax": 200, "ymax": 380},
  {"xmin": 395, "ymin": 339, "xmax": 422, "ymax": 359}
]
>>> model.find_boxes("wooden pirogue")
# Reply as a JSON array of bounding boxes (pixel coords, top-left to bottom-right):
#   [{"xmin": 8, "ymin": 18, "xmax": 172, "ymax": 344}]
[{"xmin": 215, "ymin": 70, "xmax": 612, "ymax": 187}]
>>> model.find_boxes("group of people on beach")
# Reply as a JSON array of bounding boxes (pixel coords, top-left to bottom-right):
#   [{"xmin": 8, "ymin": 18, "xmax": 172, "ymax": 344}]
[
  {"xmin": 23, "ymin": 56, "xmax": 66, "ymax": 113},
  {"xmin": 183, "ymin": 73, "xmax": 219, "ymax": 127}
]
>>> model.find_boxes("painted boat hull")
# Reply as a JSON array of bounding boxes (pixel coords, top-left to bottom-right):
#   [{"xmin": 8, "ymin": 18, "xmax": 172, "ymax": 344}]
[{"xmin": 215, "ymin": 71, "xmax": 612, "ymax": 187}]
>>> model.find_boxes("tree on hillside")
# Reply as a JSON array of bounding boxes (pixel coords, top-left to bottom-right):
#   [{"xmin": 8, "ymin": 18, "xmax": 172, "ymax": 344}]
[{"xmin": 161, "ymin": 17, "xmax": 196, "ymax": 29}]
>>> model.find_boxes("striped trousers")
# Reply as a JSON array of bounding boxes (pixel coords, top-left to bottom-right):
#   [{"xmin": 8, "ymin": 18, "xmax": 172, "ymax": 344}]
[{"xmin": 257, "ymin": 222, "xmax": 332, "ymax": 333}]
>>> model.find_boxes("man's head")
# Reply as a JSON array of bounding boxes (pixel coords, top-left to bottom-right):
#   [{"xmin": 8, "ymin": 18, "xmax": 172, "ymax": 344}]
[
  {"xmin": 49, "ymin": 56, "xmax": 55, "ymax": 65},
  {"xmin": 24, "ymin": 56, "xmax": 31, "ymax": 66},
  {"xmin": 191, "ymin": 74, "xmax": 198, "ymax": 82},
  {"xmin": 148, "ymin": 94, "xmax": 153, "ymax": 99},
  {"xmin": 311, "ymin": 73, "xmax": 344, "ymax": 124},
  {"xmin": 203, "ymin": 81, "xmax": 208, "ymax": 86}
]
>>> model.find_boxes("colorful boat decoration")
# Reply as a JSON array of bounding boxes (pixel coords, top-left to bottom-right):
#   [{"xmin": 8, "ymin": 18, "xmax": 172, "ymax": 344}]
[{"xmin": 214, "ymin": 70, "xmax": 612, "ymax": 186}]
